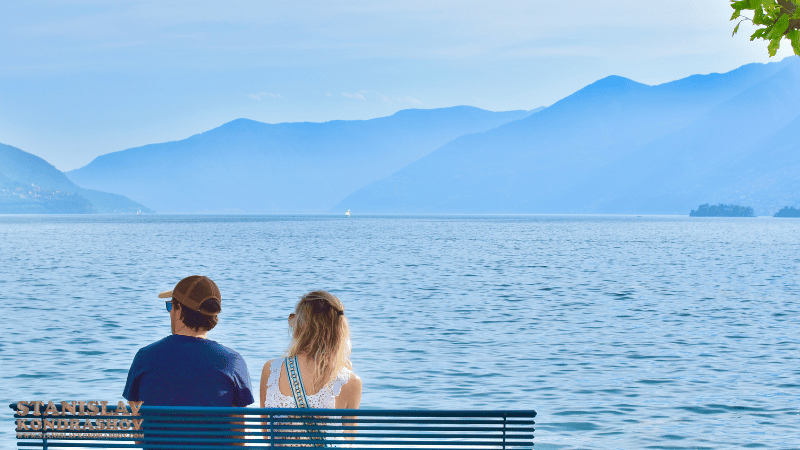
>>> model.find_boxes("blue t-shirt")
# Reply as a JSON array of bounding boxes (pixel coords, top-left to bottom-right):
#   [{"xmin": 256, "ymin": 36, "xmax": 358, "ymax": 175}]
[{"xmin": 123, "ymin": 334, "xmax": 254, "ymax": 407}]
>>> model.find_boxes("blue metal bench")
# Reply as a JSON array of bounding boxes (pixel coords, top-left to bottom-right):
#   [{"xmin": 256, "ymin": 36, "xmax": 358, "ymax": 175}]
[{"xmin": 11, "ymin": 404, "xmax": 535, "ymax": 449}]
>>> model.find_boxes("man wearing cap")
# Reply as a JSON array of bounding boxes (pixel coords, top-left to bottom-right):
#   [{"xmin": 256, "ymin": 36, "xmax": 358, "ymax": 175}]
[{"xmin": 122, "ymin": 275, "xmax": 254, "ymax": 407}]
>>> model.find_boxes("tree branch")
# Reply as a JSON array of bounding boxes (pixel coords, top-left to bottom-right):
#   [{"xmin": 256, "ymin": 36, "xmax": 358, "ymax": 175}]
[
  {"xmin": 776, "ymin": 0, "xmax": 796, "ymax": 15},
  {"xmin": 776, "ymin": 0, "xmax": 800, "ymax": 31}
]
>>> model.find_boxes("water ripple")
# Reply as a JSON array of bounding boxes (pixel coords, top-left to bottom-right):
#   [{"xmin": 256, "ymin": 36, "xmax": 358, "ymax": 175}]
[{"xmin": 1, "ymin": 214, "xmax": 798, "ymax": 449}]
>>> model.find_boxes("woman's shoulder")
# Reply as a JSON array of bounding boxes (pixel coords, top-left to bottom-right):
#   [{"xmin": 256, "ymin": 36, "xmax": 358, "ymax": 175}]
[
  {"xmin": 335, "ymin": 369, "xmax": 362, "ymax": 408},
  {"xmin": 260, "ymin": 357, "xmax": 285, "ymax": 376},
  {"xmin": 344, "ymin": 370, "xmax": 361, "ymax": 389},
  {"xmin": 334, "ymin": 367, "xmax": 361, "ymax": 392}
]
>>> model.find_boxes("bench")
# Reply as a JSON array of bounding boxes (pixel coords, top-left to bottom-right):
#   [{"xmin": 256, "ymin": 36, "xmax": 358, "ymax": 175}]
[{"xmin": 11, "ymin": 403, "xmax": 536, "ymax": 449}]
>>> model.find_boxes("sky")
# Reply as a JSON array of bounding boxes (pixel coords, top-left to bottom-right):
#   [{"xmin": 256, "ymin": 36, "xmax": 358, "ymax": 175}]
[{"xmin": 0, "ymin": 0, "xmax": 796, "ymax": 171}]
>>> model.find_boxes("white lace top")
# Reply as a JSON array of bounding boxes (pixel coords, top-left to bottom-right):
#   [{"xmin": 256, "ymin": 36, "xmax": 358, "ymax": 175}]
[{"xmin": 264, "ymin": 357, "xmax": 355, "ymax": 408}]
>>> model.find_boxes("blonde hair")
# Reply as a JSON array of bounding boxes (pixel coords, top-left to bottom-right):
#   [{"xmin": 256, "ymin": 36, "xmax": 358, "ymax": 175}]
[{"xmin": 287, "ymin": 291, "xmax": 350, "ymax": 391}]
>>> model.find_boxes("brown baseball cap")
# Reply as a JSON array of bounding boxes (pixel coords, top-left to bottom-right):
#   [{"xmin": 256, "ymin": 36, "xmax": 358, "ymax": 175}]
[{"xmin": 158, "ymin": 275, "xmax": 221, "ymax": 315}]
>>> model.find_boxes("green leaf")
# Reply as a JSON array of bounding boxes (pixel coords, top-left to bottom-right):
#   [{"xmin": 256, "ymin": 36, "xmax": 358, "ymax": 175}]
[
  {"xmin": 768, "ymin": 37, "xmax": 781, "ymax": 56},
  {"xmin": 753, "ymin": 5, "xmax": 765, "ymax": 23},
  {"xmin": 750, "ymin": 0, "xmax": 762, "ymax": 7},
  {"xmin": 769, "ymin": 13, "xmax": 790, "ymax": 38},
  {"xmin": 762, "ymin": 0, "xmax": 776, "ymax": 7},
  {"xmin": 788, "ymin": 29, "xmax": 800, "ymax": 55},
  {"xmin": 731, "ymin": 9, "xmax": 741, "ymax": 20},
  {"xmin": 768, "ymin": 6, "xmax": 782, "ymax": 17},
  {"xmin": 733, "ymin": 22, "xmax": 742, "ymax": 36},
  {"xmin": 730, "ymin": 0, "xmax": 750, "ymax": 8}
]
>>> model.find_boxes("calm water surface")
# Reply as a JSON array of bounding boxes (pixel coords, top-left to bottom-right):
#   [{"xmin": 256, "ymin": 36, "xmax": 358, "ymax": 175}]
[{"xmin": 1, "ymin": 215, "xmax": 798, "ymax": 449}]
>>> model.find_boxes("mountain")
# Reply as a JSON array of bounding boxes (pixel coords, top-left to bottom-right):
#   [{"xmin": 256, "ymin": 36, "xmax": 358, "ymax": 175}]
[
  {"xmin": 67, "ymin": 106, "xmax": 541, "ymax": 213},
  {"xmin": 334, "ymin": 57, "xmax": 800, "ymax": 215},
  {"xmin": 701, "ymin": 110, "xmax": 800, "ymax": 213},
  {"xmin": 0, "ymin": 143, "xmax": 153, "ymax": 214},
  {"xmin": 594, "ymin": 59, "xmax": 800, "ymax": 214}
]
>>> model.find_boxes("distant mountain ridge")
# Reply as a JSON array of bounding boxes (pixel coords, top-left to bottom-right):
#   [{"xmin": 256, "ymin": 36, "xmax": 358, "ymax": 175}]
[
  {"xmin": 16, "ymin": 58, "xmax": 800, "ymax": 215},
  {"xmin": 67, "ymin": 106, "xmax": 540, "ymax": 213},
  {"xmin": 0, "ymin": 143, "xmax": 152, "ymax": 214},
  {"xmin": 335, "ymin": 57, "xmax": 800, "ymax": 215}
]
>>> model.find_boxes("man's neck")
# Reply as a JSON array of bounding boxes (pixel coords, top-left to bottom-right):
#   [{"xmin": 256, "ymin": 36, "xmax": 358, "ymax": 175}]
[{"xmin": 173, "ymin": 325, "xmax": 208, "ymax": 339}]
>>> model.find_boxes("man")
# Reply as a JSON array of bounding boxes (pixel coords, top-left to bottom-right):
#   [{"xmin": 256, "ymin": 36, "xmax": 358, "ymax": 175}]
[{"xmin": 123, "ymin": 275, "xmax": 254, "ymax": 407}]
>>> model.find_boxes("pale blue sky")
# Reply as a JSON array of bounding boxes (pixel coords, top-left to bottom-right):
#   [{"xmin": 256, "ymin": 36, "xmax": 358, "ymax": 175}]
[{"xmin": 0, "ymin": 0, "xmax": 795, "ymax": 171}]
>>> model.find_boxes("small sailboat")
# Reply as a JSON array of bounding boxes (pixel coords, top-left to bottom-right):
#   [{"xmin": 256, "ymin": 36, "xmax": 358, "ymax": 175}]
[
  {"xmin": 137, "ymin": 209, "xmax": 142, "ymax": 216},
  {"xmin": 345, "ymin": 209, "xmax": 350, "ymax": 217}
]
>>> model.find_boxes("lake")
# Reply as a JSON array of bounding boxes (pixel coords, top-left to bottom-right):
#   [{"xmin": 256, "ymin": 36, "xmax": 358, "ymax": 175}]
[{"xmin": 1, "ymin": 214, "xmax": 798, "ymax": 449}]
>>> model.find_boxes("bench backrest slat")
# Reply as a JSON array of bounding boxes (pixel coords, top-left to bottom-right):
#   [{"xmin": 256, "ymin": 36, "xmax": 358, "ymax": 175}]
[{"xmin": 11, "ymin": 404, "xmax": 536, "ymax": 449}]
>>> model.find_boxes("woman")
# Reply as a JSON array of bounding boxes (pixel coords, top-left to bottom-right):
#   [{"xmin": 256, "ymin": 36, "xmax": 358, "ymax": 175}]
[{"xmin": 260, "ymin": 291, "xmax": 362, "ymax": 442}]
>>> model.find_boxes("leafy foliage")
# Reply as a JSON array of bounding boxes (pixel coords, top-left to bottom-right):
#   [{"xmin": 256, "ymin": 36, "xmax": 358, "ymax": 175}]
[
  {"xmin": 690, "ymin": 203, "xmax": 755, "ymax": 217},
  {"xmin": 731, "ymin": 0, "xmax": 800, "ymax": 56},
  {"xmin": 774, "ymin": 206, "xmax": 800, "ymax": 217}
]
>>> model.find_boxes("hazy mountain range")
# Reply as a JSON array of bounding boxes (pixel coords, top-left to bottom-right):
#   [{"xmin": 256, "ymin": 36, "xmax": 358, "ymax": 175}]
[
  {"xmin": 67, "ymin": 107, "xmax": 538, "ymax": 213},
  {"xmin": 2, "ymin": 57, "xmax": 798, "ymax": 215},
  {"xmin": 0, "ymin": 143, "xmax": 151, "ymax": 214},
  {"xmin": 336, "ymin": 57, "xmax": 800, "ymax": 215}
]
